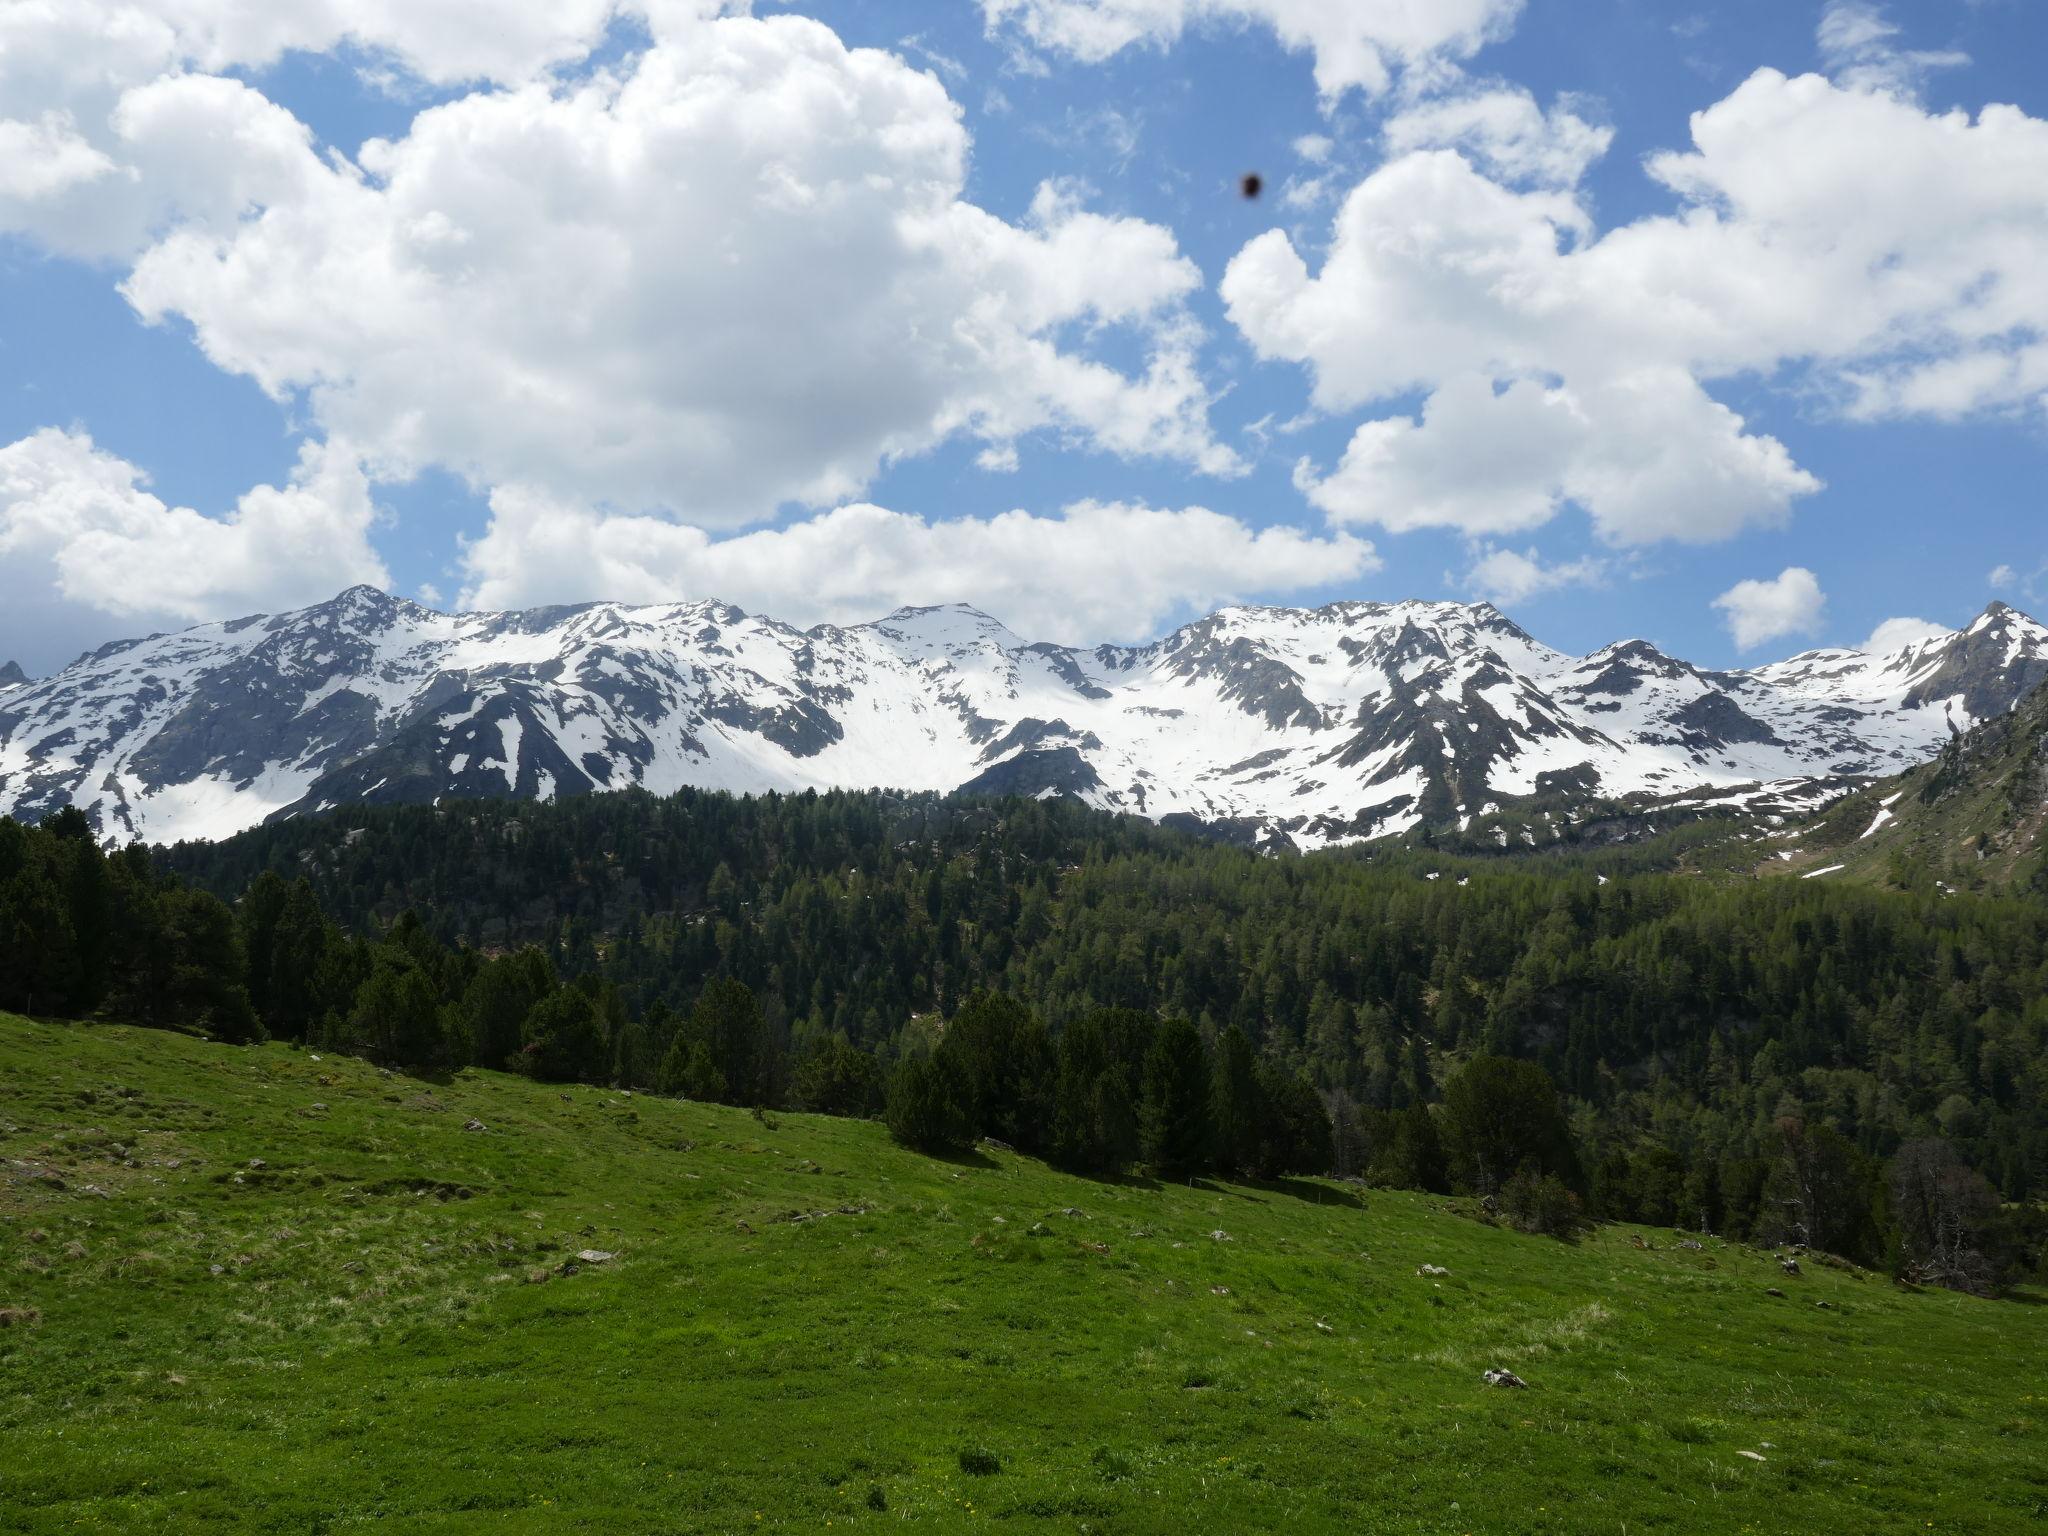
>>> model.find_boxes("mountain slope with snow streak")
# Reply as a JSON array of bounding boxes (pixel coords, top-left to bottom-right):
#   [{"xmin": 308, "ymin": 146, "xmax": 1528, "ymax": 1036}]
[{"xmin": 2, "ymin": 588, "xmax": 2044, "ymax": 848}]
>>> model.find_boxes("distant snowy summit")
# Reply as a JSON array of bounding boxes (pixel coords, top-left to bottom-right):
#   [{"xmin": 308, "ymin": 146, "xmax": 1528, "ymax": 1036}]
[{"xmin": 2, "ymin": 587, "xmax": 2045, "ymax": 848}]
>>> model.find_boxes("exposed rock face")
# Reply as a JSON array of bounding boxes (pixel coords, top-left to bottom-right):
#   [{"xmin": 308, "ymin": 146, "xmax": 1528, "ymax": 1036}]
[{"xmin": 2, "ymin": 587, "xmax": 2043, "ymax": 848}]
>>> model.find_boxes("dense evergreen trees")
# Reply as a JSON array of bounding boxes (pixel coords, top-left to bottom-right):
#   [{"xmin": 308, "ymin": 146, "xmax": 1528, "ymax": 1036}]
[
  {"xmin": 884, "ymin": 1056, "xmax": 970, "ymax": 1152},
  {"xmin": 1139, "ymin": 1018, "xmax": 1215, "ymax": 1180},
  {"xmin": 1438, "ymin": 1056, "xmax": 1578, "ymax": 1196}
]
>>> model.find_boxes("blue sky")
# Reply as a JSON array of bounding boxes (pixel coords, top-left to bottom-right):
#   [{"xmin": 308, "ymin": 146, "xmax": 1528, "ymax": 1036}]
[{"xmin": 1, "ymin": 0, "xmax": 2044, "ymax": 674}]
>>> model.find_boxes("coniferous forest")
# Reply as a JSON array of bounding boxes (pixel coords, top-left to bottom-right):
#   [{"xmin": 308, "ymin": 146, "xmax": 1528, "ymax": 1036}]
[{"xmin": 7, "ymin": 786, "xmax": 2045, "ymax": 1294}]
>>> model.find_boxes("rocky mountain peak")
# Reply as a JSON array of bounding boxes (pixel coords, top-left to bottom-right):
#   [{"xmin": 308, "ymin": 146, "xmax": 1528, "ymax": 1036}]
[{"xmin": 3, "ymin": 586, "xmax": 2045, "ymax": 850}]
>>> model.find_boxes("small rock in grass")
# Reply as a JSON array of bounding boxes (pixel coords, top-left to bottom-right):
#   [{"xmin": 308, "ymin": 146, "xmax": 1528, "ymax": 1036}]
[
  {"xmin": 1738, "ymin": 1450, "xmax": 1766, "ymax": 1462},
  {"xmin": 1418, "ymin": 1264, "xmax": 1450, "ymax": 1278},
  {"xmin": 463, "ymin": 1119, "xmax": 486, "ymax": 1133},
  {"xmin": 247, "ymin": 1159, "xmax": 266, "ymax": 1170},
  {"xmin": 1210, "ymin": 1230, "xmax": 1233, "ymax": 1243},
  {"xmin": 576, "ymin": 1249, "xmax": 616, "ymax": 1264},
  {"xmin": 526, "ymin": 1268, "xmax": 552, "ymax": 1285},
  {"xmin": 1764, "ymin": 1287, "xmax": 1785, "ymax": 1297},
  {"xmin": 1483, "ymin": 1368, "xmax": 1528, "ymax": 1389},
  {"xmin": 1211, "ymin": 1285, "xmax": 1231, "ymax": 1296}
]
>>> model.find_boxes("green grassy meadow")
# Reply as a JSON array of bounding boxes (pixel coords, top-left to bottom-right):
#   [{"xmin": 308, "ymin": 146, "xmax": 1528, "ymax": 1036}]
[{"xmin": 2, "ymin": 1012, "xmax": 2042, "ymax": 1534}]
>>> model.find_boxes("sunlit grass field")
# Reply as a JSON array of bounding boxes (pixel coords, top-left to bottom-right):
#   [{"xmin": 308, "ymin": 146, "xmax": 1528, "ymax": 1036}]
[{"xmin": 2, "ymin": 1012, "xmax": 2042, "ymax": 1533}]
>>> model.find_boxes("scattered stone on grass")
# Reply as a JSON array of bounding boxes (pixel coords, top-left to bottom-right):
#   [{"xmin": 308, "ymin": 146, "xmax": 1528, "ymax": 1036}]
[
  {"xmin": 463, "ymin": 1119, "xmax": 486, "ymax": 1133},
  {"xmin": 1765, "ymin": 1287, "xmax": 1785, "ymax": 1297},
  {"xmin": 1483, "ymin": 1368, "xmax": 1528, "ymax": 1389},
  {"xmin": 1418, "ymin": 1264, "xmax": 1450, "ymax": 1277},
  {"xmin": 784, "ymin": 1203, "xmax": 872, "ymax": 1225},
  {"xmin": 1738, "ymin": 1450, "xmax": 1766, "ymax": 1462},
  {"xmin": 576, "ymin": 1249, "xmax": 616, "ymax": 1264}
]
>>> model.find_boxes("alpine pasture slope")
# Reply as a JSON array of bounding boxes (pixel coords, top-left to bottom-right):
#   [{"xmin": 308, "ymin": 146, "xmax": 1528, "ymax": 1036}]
[{"xmin": 2, "ymin": 1012, "xmax": 2041, "ymax": 1534}]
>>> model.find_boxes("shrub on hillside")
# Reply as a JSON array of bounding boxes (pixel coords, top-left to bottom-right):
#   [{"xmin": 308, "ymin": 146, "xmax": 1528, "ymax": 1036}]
[
  {"xmin": 885, "ymin": 1056, "xmax": 970, "ymax": 1152},
  {"xmin": 1499, "ymin": 1170, "xmax": 1586, "ymax": 1240}
]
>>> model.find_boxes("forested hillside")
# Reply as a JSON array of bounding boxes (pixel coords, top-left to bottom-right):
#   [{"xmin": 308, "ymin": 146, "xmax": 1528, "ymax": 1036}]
[
  {"xmin": 162, "ymin": 790, "xmax": 2048, "ymax": 1227},
  {"xmin": 1769, "ymin": 675, "xmax": 2048, "ymax": 894},
  {"xmin": 7, "ymin": 786, "xmax": 2043, "ymax": 1289}
]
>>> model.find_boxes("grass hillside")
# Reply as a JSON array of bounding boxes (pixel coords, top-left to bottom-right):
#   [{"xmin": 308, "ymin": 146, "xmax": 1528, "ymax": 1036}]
[
  {"xmin": 2, "ymin": 1015, "xmax": 2043, "ymax": 1534},
  {"xmin": 1764, "ymin": 683, "xmax": 2048, "ymax": 894}
]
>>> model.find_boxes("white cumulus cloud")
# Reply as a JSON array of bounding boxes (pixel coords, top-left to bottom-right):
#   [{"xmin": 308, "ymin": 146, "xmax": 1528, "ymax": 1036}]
[
  {"xmin": 1224, "ymin": 63, "xmax": 2048, "ymax": 551},
  {"xmin": 0, "ymin": 428, "xmax": 387, "ymax": 666},
  {"xmin": 980, "ymin": 0, "xmax": 1525, "ymax": 100},
  {"xmin": 1817, "ymin": 1, "xmax": 1968, "ymax": 100},
  {"xmin": 1859, "ymin": 616, "xmax": 1953, "ymax": 654},
  {"xmin": 107, "ymin": 15, "xmax": 1237, "ymax": 526},
  {"xmin": 1382, "ymin": 85, "xmax": 1612, "ymax": 187},
  {"xmin": 1713, "ymin": 567, "xmax": 1828, "ymax": 651},
  {"xmin": 1461, "ymin": 544, "xmax": 1607, "ymax": 606},
  {"xmin": 458, "ymin": 492, "xmax": 1378, "ymax": 644}
]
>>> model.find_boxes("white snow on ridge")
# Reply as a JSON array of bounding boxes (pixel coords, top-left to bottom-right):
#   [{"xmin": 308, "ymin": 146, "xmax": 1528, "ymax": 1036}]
[{"xmin": 1, "ymin": 588, "xmax": 2043, "ymax": 849}]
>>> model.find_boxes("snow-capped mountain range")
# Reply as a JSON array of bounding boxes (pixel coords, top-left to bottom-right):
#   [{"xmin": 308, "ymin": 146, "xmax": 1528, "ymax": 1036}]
[{"xmin": 2, "ymin": 587, "xmax": 2045, "ymax": 849}]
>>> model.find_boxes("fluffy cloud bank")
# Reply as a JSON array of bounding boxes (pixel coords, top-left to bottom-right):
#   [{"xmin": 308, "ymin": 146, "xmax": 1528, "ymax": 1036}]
[
  {"xmin": 1714, "ymin": 568, "xmax": 1827, "ymax": 652},
  {"xmin": 1860, "ymin": 616, "xmax": 1952, "ymax": 654},
  {"xmin": 0, "ymin": 429, "xmax": 386, "ymax": 664},
  {"xmin": 459, "ymin": 493, "xmax": 1376, "ymax": 643},
  {"xmin": 9, "ymin": 11, "xmax": 1237, "ymax": 528},
  {"xmin": 1460, "ymin": 544, "xmax": 1607, "ymax": 606},
  {"xmin": 1225, "ymin": 65, "xmax": 2048, "ymax": 551},
  {"xmin": 980, "ymin": 0, "xmax": 1524, "ymax": 99}
]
